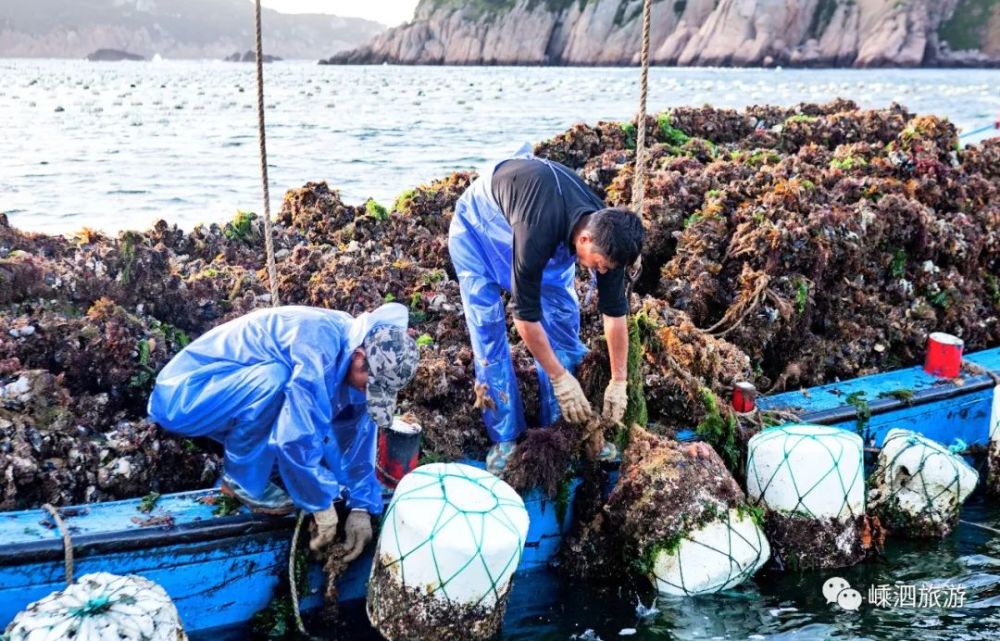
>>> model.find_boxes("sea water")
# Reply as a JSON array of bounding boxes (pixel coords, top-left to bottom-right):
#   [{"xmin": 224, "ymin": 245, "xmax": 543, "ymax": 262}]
[{"xmin": 1, "ymin": 59, "xmax": 998, "ymax": 234}]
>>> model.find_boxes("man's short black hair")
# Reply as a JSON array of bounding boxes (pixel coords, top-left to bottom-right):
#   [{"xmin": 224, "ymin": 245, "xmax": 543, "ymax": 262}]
[{"xmin": 584, "ymin": 207, "xmax": 644, "ymax": 268}]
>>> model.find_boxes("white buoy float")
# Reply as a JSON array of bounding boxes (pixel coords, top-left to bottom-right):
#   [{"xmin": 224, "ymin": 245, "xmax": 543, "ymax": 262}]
[
  {"xmin": 3, "ymin": 572, "xmax": 186, "ymax": 641},
  {"xmin": 366, "ymin": 462, "xmax": 529, "ymax": 641},
  {"xmin": 746, "ymin": 424, "xmax": 868, "ymax": 570},
  {"xmin": 868, "ymin": 429, "xmax": 978, "ymax": 537},
  {"xmin": 651, "ymin": 507, "xmax": 770, "ymax": 596}
]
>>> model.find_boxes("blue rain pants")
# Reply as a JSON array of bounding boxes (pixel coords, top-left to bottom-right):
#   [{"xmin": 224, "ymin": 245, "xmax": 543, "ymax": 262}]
[
  {"xmin": 448, "ymin": 148, "xmax": 589, "ymax": 444},
  {"xmin": 147, "ymin": 304, "xmax": 408, "ymax": 514}
]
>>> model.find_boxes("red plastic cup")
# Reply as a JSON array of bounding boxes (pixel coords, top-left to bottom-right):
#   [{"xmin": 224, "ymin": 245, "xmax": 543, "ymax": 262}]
[
  {"xmin": 924, "ymin": 332, "xmax": 964, "ymax": 378},
  {"xmin": 732, "ymin": 381, "xmax": 757, "ymax": 413},
  {"xmin": 376, "ymin": 417, "xmax": 422, "ymax": 489}
]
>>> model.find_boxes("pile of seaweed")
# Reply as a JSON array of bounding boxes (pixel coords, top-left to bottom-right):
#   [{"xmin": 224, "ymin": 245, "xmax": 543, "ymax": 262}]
[{"xmin": 2, "ymin": 99, "xmax": 999, "ymax": 510}]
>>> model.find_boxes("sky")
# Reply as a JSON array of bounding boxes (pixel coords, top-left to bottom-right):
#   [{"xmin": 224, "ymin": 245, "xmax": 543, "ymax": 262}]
[{"xmin": 259, "ymin": 0, "xmax": 420, "ymax": 26}]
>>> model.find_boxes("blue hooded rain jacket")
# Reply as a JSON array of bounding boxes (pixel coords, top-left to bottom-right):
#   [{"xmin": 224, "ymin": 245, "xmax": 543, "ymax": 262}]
[{"xmin": 147, "ymin": 303, "xmax": 408, "ymax": 514}]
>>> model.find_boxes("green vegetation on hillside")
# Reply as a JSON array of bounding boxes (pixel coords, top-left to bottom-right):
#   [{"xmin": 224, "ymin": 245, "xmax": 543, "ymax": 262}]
[{"xmin": 939, "ymin": 0, "xmax": 999, "ymax": 51}]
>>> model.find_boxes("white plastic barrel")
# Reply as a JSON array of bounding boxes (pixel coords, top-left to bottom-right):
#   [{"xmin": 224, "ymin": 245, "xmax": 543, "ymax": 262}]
[
  {"xmin": 367, "ymin": 462, "xmax": 529, "ymax": 641},
  {"xmin": 746, "ymin": 424, "xmax": 865, "ymax": 519},
  {"xmin": 3, "ymin": 572, "xmax": 186, "ymax": 641},
  {"xmin": 651, "ymin": 507, "xmax": 770, "ymax": 596},
  {"xmin": 870, "ymin": 429, "xmax": 978, "ymax": 528}
]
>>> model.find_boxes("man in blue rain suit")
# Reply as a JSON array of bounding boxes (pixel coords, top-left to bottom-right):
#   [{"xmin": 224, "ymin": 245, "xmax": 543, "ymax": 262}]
[
  {"xmin": 449, "ymin": 147, "xmax": 645, "ymax": 474},
  {"xmin": 148, "ymin": 303, "xmax": 418, "ymax": 560}
]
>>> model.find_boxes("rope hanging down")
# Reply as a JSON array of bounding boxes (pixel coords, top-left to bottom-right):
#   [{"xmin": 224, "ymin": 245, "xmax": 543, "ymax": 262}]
[
  {"xmin": 42, "ymin": 503, "xmax": 74, "ymax": 586},
  {"xmin": 254, "ymin": 3, "xmax": 314, "ymax": 637},
  {"xmin": 630, "ymin": 0, "xmax": 653, "ymax": 213},
  {"xmin": 254, "ymin": 0, "xmax": 280, "ymax": 307}
]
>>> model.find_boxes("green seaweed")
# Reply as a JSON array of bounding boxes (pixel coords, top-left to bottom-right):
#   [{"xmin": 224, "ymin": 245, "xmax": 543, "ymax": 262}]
[
  {"xmin": 695, "ymin": 388, "xmax": 740, "ymax": 474},
  {"xmin": 365, "ymin": 198, "xmax": 389, "ymax": 221},
  {"xmin": 118, "ymin": 231, "xmax": 141, "ymax": 285},
  {"xmin": 656, "ymin": 112, "xmax": 691, "ymax": 147},
  {"xmin": 223, "ymin": 209, "xmax": 256, "ymax": 242},
  {"xmin": 249, "ymin": 545, "xmax": 310, "ymax": 639},
  {"xmin": 416, "ymin": 333, "xmax": 434, "ymax": 347},
  {"xmin": 554, "ymin": 475, "xmax": 573, "ymax": 528},
  {"xmin": 620, "ymin": 122, "xmax": 637, "ymax": 150},
  {"xmin": 879, "ymin": 388, "xmax": 914, "ymax": 404},
  {"xmin": 127, "ymin": 338, "xmax": 156, "ymax": 391},
  {"xmin": 845, "ymin": 391, "xmax": 871, "ymax": 436},
  {"xmin": 749, "ymin": 149, "xmax": 780, "ymax": 167},
  {"xmin": 138, "ymin": 491, "xmax": 161, "ymax": 514},
  {"xmin": 830, "ymin": 155, "xmax": 868, "ymax": 171},
  {"xmin": 985, "ymin": 272, "xmax": 1000, "ymax": 310},
  {"xmin": 621, "ymin": 313, "xmax": 651, "ymax": 448},
  {"xmin": 794, "ymin": 278, "xmax": 809, "ymax": 315},
  {"xmin": 890, "ymin": 248, "xmax": 908, "ymax": 278},
  {"xmin": 212, "ymin": 494, "xmax": 243, "ymax": 517},
  {"xmin": 393, "ymin": 188, "xmax": 418, "ymax": 214}
]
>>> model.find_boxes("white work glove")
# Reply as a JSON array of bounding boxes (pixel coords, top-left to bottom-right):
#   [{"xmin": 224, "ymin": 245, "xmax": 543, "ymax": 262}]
[
  {"xmin": 551, "ymin": 370, "xmax": 592, "ymax": 423},
  {"xmin": 310, "ymin": 504, "xmax": 339, "ymax": 553},
  {"xmin": 342, "ymin": 509, "xmax": 374, "ymax": 562},
  {"xmin": 603, "ymin": 379, "xmax": 628, "ymax": 423}
]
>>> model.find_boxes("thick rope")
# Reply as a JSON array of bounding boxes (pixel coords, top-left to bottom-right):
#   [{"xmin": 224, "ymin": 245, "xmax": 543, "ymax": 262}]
[
  {"xmin": 289, "ymin": 510, "xmax": 321, "ymax": 640},
  {"xmin": 959, "ymin": 519, "xmax": 1000, "ymax": 536},
  {"xmin": 254, "ymin": 2, "xmax": 306, "ymax": 633},
  {"xmin": 254, "ymin": 0, "xmax": 280, "ymax": 307},
  {"xmin": 42, "ymin": 504, "xmax": 74, "ymax": 586},
  {"xmin": 630, "ymin": 0, "xmax": 653, "ymax": 214}
]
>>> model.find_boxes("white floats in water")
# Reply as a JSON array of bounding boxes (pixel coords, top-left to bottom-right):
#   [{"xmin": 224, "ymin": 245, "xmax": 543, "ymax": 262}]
[{"xmin": 367, "ymin": 463, "xmax": 529, "ymax": 641}]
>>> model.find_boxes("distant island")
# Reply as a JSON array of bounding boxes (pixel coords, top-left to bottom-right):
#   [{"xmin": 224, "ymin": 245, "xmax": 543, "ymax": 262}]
[
  {"xmin": 224, "ymin": 51, "xmax": 282, "ymax": 63},
  {"xmin": 0, "ymin": 0, "xmax": 385, "ymax": 60},
  {"xmin": 86, "ymin": 48, "xmax": 144, "ymax": 62},
  {"xmin": 325, "ymin": 0, "xmax": 1000, "ymax": 67}
]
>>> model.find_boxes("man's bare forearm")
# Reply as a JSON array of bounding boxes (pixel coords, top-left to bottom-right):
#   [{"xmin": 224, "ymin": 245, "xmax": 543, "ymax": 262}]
[
  {"xmin": 513, "ymin": 318, "xmax": 565, "ymax": 379},
  {"xmin": 604, "ymin": 314, "xmax": 628, "ymax": 382}
]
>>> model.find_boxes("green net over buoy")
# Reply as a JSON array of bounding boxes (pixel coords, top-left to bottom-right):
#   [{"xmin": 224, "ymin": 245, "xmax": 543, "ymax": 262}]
[
  {"xmin": 745, "ymin": 424, "xmax": 868, "ymax": 570},
  {"xmin": 869, "ymin": 428, "xmax": 978, "ymax": 537},
  {"xmin": 747, "ymin": 424, "xmax": 864, "ymax": 519},
  {"xmin": 3, "ymin": 572, "xmax": 186, "ymax": 641},
  {"xmin": 366, "ymin": 462, "xmax": 529, "ymax": 641},
  {"xmin": 650, "ymin": 507, "xmax": 770, "ymax": 596}
]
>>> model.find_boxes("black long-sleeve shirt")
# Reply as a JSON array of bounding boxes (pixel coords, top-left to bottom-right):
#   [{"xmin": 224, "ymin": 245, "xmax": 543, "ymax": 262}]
[{"xmin": 491, "ymin": 158, "xmax": 627, "ymax": 322}]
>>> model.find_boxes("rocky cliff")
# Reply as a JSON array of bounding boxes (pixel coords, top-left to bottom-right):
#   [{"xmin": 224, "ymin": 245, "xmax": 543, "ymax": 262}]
[
  {"xmin": 324, "ymin": 0, "xmax": 1000, "ymax": 67},
  {"xmin": 0, "ymin": 0, "xmax": 385, "ymax": 60}
]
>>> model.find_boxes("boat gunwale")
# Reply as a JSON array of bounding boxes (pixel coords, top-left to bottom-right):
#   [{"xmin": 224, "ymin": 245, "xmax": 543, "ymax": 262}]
[{"xmin": 1, "ymin": 368, "xmax": 996, "ymax": 567}]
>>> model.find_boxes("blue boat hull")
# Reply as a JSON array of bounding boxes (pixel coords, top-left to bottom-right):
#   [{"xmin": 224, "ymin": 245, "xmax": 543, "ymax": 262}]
[{"xmin": 2, "ymin": 347, "xmax": 998, "ymax": 635}]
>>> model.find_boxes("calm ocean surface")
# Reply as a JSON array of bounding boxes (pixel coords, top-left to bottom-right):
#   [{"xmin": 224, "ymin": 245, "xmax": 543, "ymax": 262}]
[{"xmin": 1, "ymin": 60, "xmax": 998, "ymax": 234}]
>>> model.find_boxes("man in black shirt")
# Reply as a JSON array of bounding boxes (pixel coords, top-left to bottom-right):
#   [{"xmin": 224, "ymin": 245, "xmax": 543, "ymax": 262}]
[{"xmin": 448, "ymin": 151, "xmax": 645, "ymax": 474}]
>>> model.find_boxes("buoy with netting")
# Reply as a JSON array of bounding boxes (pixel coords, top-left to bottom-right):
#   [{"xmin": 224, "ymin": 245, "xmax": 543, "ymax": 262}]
[
  {"xmin": 868, "ymin": 429, "xmax": 978, "ymax": 537},
  {"xmin": 651, "ymin": 506, "xmax": 770, "ymax": 596},
  {"xmin": 746, "ymin": 424, "xmax": 869, "ymax": 570},
  {"xmin": 3, "ymin": 572, "xmax": 186, "ymax": 641},
  {"xmin": 366, "ymin": 462, "xmax": 529, "ymax": 641},
  {"xmin": 559, "ymin": 427, "xmax": 769, "ymax": 596}
]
